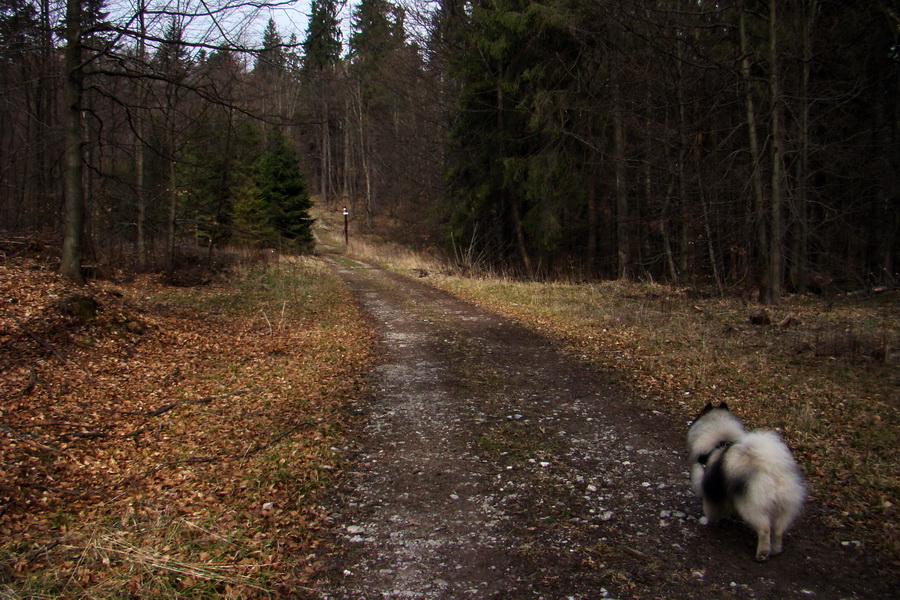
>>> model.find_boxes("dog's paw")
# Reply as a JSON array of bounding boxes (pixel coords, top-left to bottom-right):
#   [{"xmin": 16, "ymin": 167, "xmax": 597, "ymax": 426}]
[{"xmin": 755, "ymin": 551, "xmax": 770, "ymax": 562}]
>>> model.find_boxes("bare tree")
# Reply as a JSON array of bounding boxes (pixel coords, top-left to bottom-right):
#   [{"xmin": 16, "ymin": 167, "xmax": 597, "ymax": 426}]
[{"xmin": 55, "ymin": 0, "xmax": 287, "ymax": 282}]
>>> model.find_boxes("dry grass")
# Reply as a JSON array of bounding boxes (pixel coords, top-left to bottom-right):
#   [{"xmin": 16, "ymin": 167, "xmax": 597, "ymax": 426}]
[
  {"xmin": 1, "ymin": 254, "xmax": 376, "ymax": 598},
  {"xmin": 344, "ymin": 237, "xmax": 446, "ymax": 277},
  {"xmin": 434, "ymin": 277, "xmax": 898, "ymax": 557},
  {"xmin": 330, "ymin": 221, "xmax": 899, "ymax": 561}
]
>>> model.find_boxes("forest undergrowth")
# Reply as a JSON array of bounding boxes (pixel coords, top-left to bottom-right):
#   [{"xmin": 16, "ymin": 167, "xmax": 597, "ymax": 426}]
[
  {"xmin": 344, "ymin": 229, "xmax": 900, "ymax": 564},
  {"xmin": 1, "ymin": 245, "xmax": 375, "ymax": 598}
]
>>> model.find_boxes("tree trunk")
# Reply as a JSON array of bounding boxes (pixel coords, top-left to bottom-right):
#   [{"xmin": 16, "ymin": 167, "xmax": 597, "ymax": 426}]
[
  {"xmin": 740, "ymin": 8, "xmax": 767, "ymax": 300},
  {"xmin": 339, "ymin": 77, "xmax": 352, "ymax": 210},
  {"xmin": 510, "ymin": 197, "xmax": 533, "ymax": 278},
  {"xmin": 354, "ymin": 81, "xmax": 373, "ymax": 228},
  {"xmin": 613, "ymin": 78, "xmax": 629, "ymax": 280},
  {"xmin": 343, "ymin": 100, "xmax": 352, "ymax": 208},
  {"xmin": 166, "ymin": 119, "xmax": 177, "ymax": 270},
  {"xmin": 135, "ymin": 122, "xmax": 146, "ymax": 267},
  {"xmin": 36, "ymin": 0, "xmax": 54, "ymax": 230},
  {"xmin": 60, "ymin": 0, "xmax": 85, "ymax": 284},
  {"xmin": 320, "ymin": 99, "xmax": 329, "ymax": 205},
  {"xmin": 135, "ymin": 3, "xmax": 147, "ymax": 268},
  {"xmin": 767, "ymin": 0, "xmax": 784, "ymax": 302},
  {"xmin": 661, "ymin": 180, "xmax": 678, "ymax": 282},
  {"xmin": 495, "ymin": 63, "xmax": 532, "ymax": 277},
  {"xmin": 675, "ymin": 43, "xmax": 689, "ymax": 280},
  {"xmin": 586, "ymin": 181, "xmax": 597, "ymax": 275},
  {"xmin": 790, "ymin": 0, "xmax": 816, "ymax": 293}
]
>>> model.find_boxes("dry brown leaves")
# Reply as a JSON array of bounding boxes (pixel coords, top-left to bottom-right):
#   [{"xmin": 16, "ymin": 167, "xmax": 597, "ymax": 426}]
[{"xmin": 1, "ymin": 256, "xmax": 375, "ymax": 597}]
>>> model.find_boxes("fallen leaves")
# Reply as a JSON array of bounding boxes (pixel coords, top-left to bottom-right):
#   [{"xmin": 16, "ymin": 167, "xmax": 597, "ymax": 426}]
[{"xmin": 1, "ymin": 256, "xmax": 375, "ymax": 596}]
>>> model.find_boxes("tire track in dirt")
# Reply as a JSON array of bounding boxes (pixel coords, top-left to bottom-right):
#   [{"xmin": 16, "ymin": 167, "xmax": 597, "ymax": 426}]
[{"xmin": 312, "ymin": 257, "xmax": 896, "ymax": 599}]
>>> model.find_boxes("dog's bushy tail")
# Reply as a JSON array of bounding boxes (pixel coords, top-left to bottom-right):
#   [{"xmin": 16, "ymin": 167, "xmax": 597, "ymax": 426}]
[{"xmin": 726, "ymin": 431, "xmax": 806, "ymax": 518}]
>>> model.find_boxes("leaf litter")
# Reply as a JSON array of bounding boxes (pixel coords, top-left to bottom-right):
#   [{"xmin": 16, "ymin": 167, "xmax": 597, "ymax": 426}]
[{"xmin": 1, "ymin": 254, "xmax": 375, "ymax": 597}]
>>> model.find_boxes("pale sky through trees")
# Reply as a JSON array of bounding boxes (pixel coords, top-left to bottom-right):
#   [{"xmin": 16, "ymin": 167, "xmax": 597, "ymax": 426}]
[{"xmin": 264, "ymin": 0, "xmax": 356, "ymax": 55}]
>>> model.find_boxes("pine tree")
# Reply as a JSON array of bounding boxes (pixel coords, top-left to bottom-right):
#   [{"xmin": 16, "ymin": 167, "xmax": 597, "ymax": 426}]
[
  {"xmin": 347, "ymin": 0, "xmax": 407, "ymax": 222},
  {"xmin": 302, "ymin": 0, "xmax": 342, "ymax": 73},
  {"xmin": 0, "ymin": 0, "xmax": 39, "ymax": 59},
  {"xmin": 444, "ymin": 0, "xmax": 584, "ymax": 275},
  {"xmin": 301, "ymin": 0, "xmax": 343, "ymax": 206},
  {"xmin": 254, "ymin": 132, "xmax": 314, "ymax": 251},
  {"xmin": 255, "ymin": 17, "xmax": 286, "ymax": 79},
  {"xmin": 154, "ymin": 17, "xmax": 190, "ymax": 78},
  {"xmin": 349, "ymin": 0, "xmax": 405, "ymax": 74}
]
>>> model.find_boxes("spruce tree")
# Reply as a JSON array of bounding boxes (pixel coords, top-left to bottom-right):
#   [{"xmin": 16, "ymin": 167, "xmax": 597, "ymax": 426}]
[
  {"xmin": 254, "ymin": 132, "xmax": 314, "ymax": 251},
  {"xmin": 349, "ymin": 0, "xmax": 405, "ymax": 72},
  {"xmin": 444, "ymin": 0, "xmax": 585, "ymax": 275},
  {"xmin": 302, "ymin": 0, "xmax": 342, "ymax": 73},
  {"xmin": 255, "ymin": 17, "xmax": 286, "ymax": 79},
  {"xmin": 301, "ymin": 0, "xmax": 343, "ymax": 205}
]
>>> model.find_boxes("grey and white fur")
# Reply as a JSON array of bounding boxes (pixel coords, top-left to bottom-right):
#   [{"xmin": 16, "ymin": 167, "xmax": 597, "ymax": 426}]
[{"xmin": 687, "ymin": 402, "xmax": 806, "ymax": 561}]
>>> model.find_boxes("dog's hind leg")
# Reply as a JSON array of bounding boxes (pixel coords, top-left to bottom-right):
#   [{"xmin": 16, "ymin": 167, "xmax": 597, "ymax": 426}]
[
  {"xmin": 748, "ymin": 518, "xmax": 772, "ymax": 561},
  {"xmin": 770, "ymin": 528, "xmax": 784, "ymax": 557},
  {"xmin": 770, "ymin": 512, "xmax": 793, "ymax": 557}
]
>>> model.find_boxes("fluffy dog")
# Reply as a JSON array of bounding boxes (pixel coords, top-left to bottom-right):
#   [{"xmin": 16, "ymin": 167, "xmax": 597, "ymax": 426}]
[{"xmin": 687, "ymin": 402, "xmax": 806, "ymax": 561}]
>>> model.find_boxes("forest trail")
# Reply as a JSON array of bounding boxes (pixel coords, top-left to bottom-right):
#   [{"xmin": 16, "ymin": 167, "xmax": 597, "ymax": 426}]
[{"xmin": 312, "ymin": 256, "xmax": 894, "ymax": 599}]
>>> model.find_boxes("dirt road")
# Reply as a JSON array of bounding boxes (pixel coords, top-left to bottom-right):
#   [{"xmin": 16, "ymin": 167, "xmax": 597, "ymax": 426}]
[{"xmin": 313, "ymin": 257, "xmax": 895, "ymax": 599}]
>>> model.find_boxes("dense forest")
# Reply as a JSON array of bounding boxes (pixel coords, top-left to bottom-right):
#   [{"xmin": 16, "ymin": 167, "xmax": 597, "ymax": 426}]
[{"xmin": 1, "ymin": 0, "xmax": 897, "ymax": 300}]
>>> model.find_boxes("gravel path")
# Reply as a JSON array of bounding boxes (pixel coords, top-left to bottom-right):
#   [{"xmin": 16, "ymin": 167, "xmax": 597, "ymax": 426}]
[{"xmin": 312, "ymin": 257, "xmax": 896, "ymax": 599}]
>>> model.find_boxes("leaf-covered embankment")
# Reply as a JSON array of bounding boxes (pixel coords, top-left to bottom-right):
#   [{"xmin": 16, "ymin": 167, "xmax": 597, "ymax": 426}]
[{"xmin": 1, "ymin": 255, "xmax": 375, "ymax": 597}]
